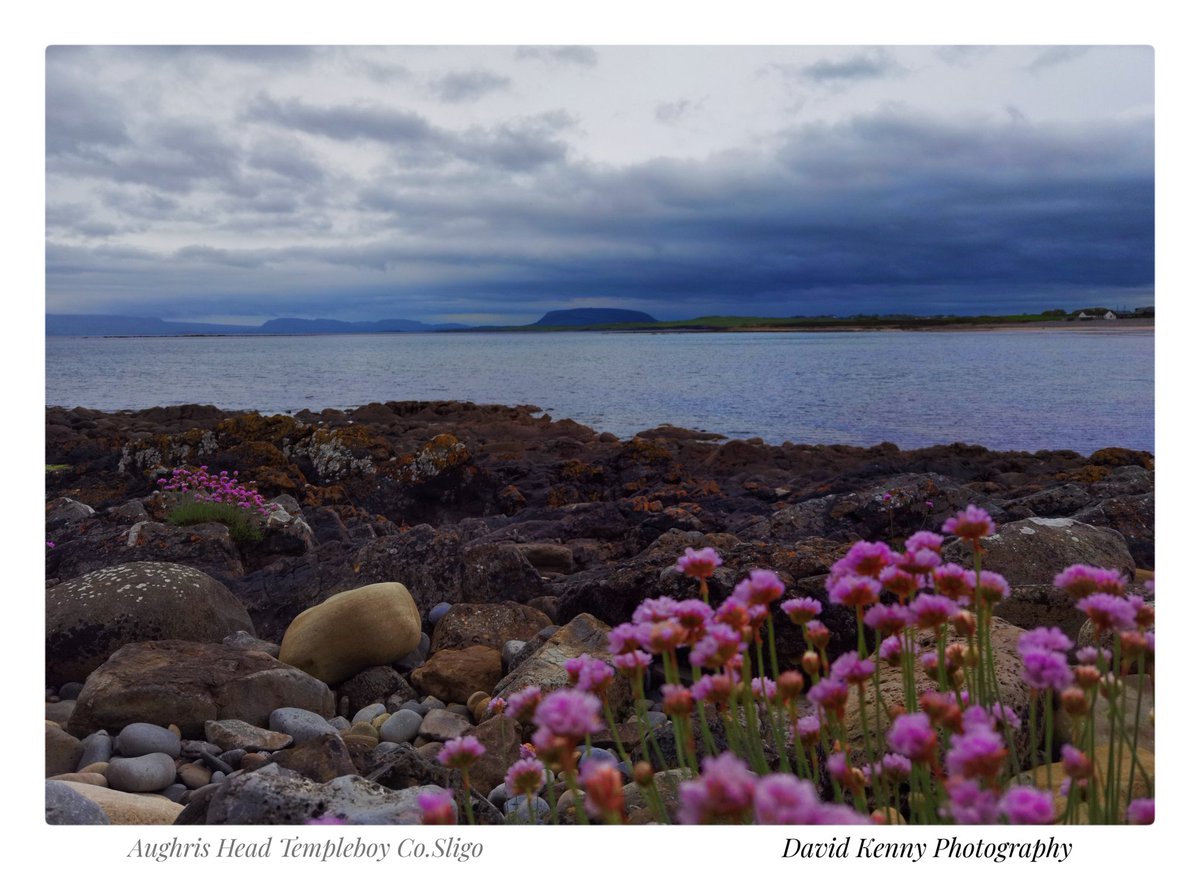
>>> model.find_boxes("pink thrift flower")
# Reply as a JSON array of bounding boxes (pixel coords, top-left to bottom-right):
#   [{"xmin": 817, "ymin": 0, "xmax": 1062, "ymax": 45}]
[
  {"xmin": 946, "ymin": 728, "xmax": 1008, "ymax": 780},
  {"xmin": 830, "ymin": 651, "xmax": 874, "ymax": 685},
  {"xmin": 910, "ymin": 593, "xmax": 958, "ymax": 628},
  {"xmin": 613, "ymin": 649, "xmax": 652, "ymax": 675},
  {"xmin": 864, "ymin": 603, "xmax": 913, "ymax": 636},
  {"xmin": 1077, "ymin": 593, "xmax": 1137, "ymax": 632},
  {"xmin": 1018, "ymin": 626, "xmax": 1073, "ymax": 656},
  {"xmin": 504, "ymin": 757, "xmax": 547, "ymax": 797},
  {"xmin": 733, "ymin": 569, "xmax": 785, "ymax": 606},
  {"xmin": 999, "ymin": 785, "xmax": 1055, "ymax": 824},
  {"xmin": 437, "ymin": 736, "xmax": 485, "ymax": 769},
  {"xmin": 504, "ymin": 686, "xmax": 543, "ymax": 723},
  {"xmin": 975, "ymin": 571, "xmax": 1010, "ymax": 603},
  {"xmin": 607, "ymin": 622, "xmax": 641, "ymax": 655},
  {"xmin": 632, "ymin": 596, "xmax": 680, "ymax": 625},
  {"xmin": 677, "ymin": 752, "xmax": 757, "ymax": 825},
  {"xmin": 831, "ymin": 541, "xmax": 894, "ymax": 579},
  {"xmin": 933, "ymin": 563, "xmax": 973, "ymax": 602},
  {"xmin": 905, "ymin": 530, "xmax": 944, "ymax": 553},
  {"xmin": 532, "ymin": 688, "xmax": 602, "ymax": 739},
  {"xmin": 793, "ymin": 715, "xmax": 821, "ymax": 746},
  {"xmin": 417, "ymin": 788, "xmax": 458, "ymax": 825},
  {"xmin": 828, "ymin": 574, "xmax": 881, "ymax": 608},
  {"xmin": 942, "ymin": 779, "xmax": 999, "ymax": 824},
  {"xmin": 564, "ymin": 654, "xmax": 614, "ymax": 695},
  {"xmin": 1021, "ymin": 648, "xmax": 1073, "ymax": 692},
  {"xmin": 887, "ymin": 713, "xmax": 936, "ymax": 762},
  {"xmin": 1127, "ymin": 797, "xmax": 1154, "ymax": 825},
  {"xmin": 1054, "ymin": 564, "xmax": 1126, "ymax": 600},
  {"xmin": 941, "ymin": 504, "xmax": 996, "ymax": 541},
  {"xmin": 675, "ymin": 546, "xmax": 722, "ymax": 579},
  {"xmin": 781, "ymin": 596, "xmax": 822, "ymax": 624}
]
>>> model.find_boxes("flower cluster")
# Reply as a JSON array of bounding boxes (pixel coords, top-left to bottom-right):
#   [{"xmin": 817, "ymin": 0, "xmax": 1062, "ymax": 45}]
[{"xmin": 158, "ymin": 466, "xmax": 273, "ymax": 518}]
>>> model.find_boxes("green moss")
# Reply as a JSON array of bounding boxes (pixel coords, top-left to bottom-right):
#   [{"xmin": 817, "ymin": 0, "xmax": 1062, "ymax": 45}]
[
  {"xmin": 45, "ymin": 464, "xmax": 71, "ymax": 472},
  {"xmin": 168, "ymin": 499, "xmax": 264, "ymax": 545}
]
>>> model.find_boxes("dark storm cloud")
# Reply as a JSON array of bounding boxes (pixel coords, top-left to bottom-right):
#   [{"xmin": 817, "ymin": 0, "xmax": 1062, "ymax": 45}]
[
  {"xmin": 243, "ymin": 93, "xmax": 443, "ymax": 145},
  {"xmin": 514, "ymin": 46, "xmax": 598, "ymax": 67},
  {"xmin": 429, "ymin": 69, "xmax": 511, "ymax": 102}
]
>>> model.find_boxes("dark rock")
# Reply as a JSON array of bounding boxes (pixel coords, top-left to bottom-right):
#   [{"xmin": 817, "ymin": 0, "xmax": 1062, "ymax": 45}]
[
  {"xmin": 340, "ymin": 666, "xmax": 407, "ymax": 713},
  {"xmin": 410, "ymin": 646, "xmax": 503, "ymax": 704},
  {"xmin": 68, "ymin": 640, "xmax": 334, "ymax": 738},
  {"xmin": 45, "ymin": 780, "xmax": 110, "ymax": 825},
  {"xmin": 47, "ymin": 561, "xmax": 254, "ymax": 685},
  {"xmin": 269, "ymin": 733, "xmax": 357, "ymax": 782},
  {"xmin": 429, "ymin": 602, "xmax": 552, "ymax": 654}
]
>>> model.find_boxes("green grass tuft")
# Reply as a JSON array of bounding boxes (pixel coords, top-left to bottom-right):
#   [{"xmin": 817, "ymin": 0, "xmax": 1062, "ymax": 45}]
[{"xmin": 167, "ymin": 499, "xmax": 264, "ymax": 546}]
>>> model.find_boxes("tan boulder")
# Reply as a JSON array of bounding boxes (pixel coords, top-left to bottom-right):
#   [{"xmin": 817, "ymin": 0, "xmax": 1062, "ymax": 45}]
[
  {"xmin": 280, "ymin": 583, "xmax": 422, "ymax": 684},
  {"xmin": 411, "ymin": 646, "xmax": 503, "ymax": 704},
  {"xmin": 59, "ymin": 782, "xmax": 182, "ymax": 824}
]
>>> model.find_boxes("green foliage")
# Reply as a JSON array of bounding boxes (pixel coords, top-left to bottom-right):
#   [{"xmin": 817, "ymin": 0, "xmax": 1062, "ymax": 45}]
[
  {"xmin": 45, "ymin": 464, "xmax": 70, "ymax": 472},
  {"xmin": 167, "ymin": 498, "xmax": 264, "ymax": 545}
]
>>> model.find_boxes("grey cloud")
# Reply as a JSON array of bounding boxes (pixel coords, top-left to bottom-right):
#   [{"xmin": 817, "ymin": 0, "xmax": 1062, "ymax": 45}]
[
  {"xmin": 935, "ymin": 46, "xmax": 994, "ymax": 67},
  {"xmin": 429, "ymin": 69, "xmax": 511, "ymax": 103},
  {"xmin": 770, "ymin": 49, "xmax": 905, "ymax": 85},
  {"xmin": 243, "ymin": 93, "xmax": 442, "ymax": 145},
  {"xmin": 514, "ymin": 46, "xmax": 598, "ymax": 67},
  {"xmin": 655, "ymin": 98, "xmax": 706, "ymax": 124},
  {"xmin": 1027, "ymin": 46, "xmax": 1090, "ymax": 72}
]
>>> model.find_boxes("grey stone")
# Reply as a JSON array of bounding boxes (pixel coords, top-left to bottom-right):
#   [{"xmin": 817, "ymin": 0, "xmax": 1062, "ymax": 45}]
[
  {"xmin": 418, "ymin": 708, "xmax": 470, "ymax": 742},
  {"xmin": 400, "ymin": 700, "xmax": 428, "ymax": 716},
  {"xmin": 47, "ymin": 562, "xmax": 255, "ymax": 686},
  {"xmin": 395, "ymin": 633, "xmax": 431, "ymax": 672},
  {"xmin": 421, "ymin": 696, "xmax": 446, "ymax": 710},
  {"xmin": 203, "ymin": 766, "xmax": 452, "ymax": 824},
  {"xmin": 504, "ymin": 795, "xmax": 551, "ymax": 824},
  {"xmin": 46, "ymin": 724, "xmax": 82, "ymax": 777},
  {"xmin": 204, "ymin": 719, "xmax": 293, "ymax": 752},
  {"xmin": 328, "ymin": 716, "xmax": 352, "ymax": 731},
  {"xmin": 160, "ymin": 783, "xmax": 189, "ymax": 803},
  {"xmin": 488, "ymin": 783, "xmax": 508, "ymax": 808},
  {"xmin": 107, "ymin": 499, "xmax": 150, "ymax": 523},
  {"xmin": 47, "ymin": 497, "xmax": 95, "ymax": 530},
  {"xmin": 59, "ymin": 682, "xmax": 85, "ymax": 701},
  {"xmin": 181, "ymin": 740, "xmax": 222, "ymax": 758},
  {"xmin": 428, "ymin": 602, "xmax": 452, "ymax": 627},
  {"xmin": 106, "ymin": 753, "xmax": 178, "ymax": 793},
  {"xmin": 77, "ymin": 731, "xmax": 113, "ymax": 770},
  {"xmin": 378, "ymin": 709, "xmax": 422, "ymax": 745},
  {"xmin": 352, "ymin": 703, "xmax": 387, "ymax": 725},
  {"xmin": 446, "ymin": 703, "xmax": 471, "ymax": 719},
  {"xmin": 213, "ymin": 751, "xmax": 241, "ymax": 772},
  {"xmin": 46, "ymin": 780, "xmax": 110, "ymax": 825},
  {"xmin": 115, "ymin": 723, "xmax": 181, "ymax": 758},
  {"xmin": 46, "ymin": 700, "xmax": 76, "ymax": 726},
  {"xmin": 222, "ymin": 630, "xmax": 281, "ymax": 658},
  {"xmin": 578, "ymin": 747, "xmax": 619, "ymax": 770},
  {"xmin": 501, "ymin": 640, "xmax": 526, "ymax": 672},
  {"xmin": 268, "ymin": 707, "xmax": 339, "ymax": 744}
]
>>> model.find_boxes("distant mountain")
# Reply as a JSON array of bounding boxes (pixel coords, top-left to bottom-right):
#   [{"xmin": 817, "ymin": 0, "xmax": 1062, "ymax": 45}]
[
  {"xmin": 47, "ymin": 315, "xmax": 468, "ymax": 336},
  {"xmin": 45, "ymin": 315, "xmax": 258, "ymax": 336},
  {"xmin": 531, "ymin": 308, "xmax": 657, "ymax": 327}
]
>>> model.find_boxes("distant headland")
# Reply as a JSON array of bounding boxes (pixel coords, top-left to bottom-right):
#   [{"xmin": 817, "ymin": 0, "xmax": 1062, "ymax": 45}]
[{"xmin": 45, "ymin": 306, "xmax": 1152, "ymax": 337}]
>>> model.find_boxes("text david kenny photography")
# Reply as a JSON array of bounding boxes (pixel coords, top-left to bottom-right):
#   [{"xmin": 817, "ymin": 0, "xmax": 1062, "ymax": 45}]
[
  {"xmin": 126, "ymin": 836, "xmax": 484, "ymax": 863},
  {"xmin": 782, "ymin": 836, "xmax": 1073, "ymax": 863}
]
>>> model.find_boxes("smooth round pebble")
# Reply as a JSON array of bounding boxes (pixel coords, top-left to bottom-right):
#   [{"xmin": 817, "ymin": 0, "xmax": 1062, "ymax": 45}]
[
  {"xmin": 446, "ymin": 703, "xmax": 471, "ymax": 718},
  {"xmin": 501, "ymin": 640, "xmax": 526, "ymax": 671},
  {"xmin": 488, "ymin": 783, "xmax": 508, "ymax": 809},
  {"xmin": 643, "ymin": 711, "xmax": 669, "ymax": 728},
  {"xmin": 58, "ymin": 682, "xmax": 85, "ymax": 700},
  {"xmin": 160, "ymin": 783, "xmax": 188, "ymax": 803},
  {"xmin": 352, "ymin": 703, "xmax": 387, "ymax": 725},
  {"xmin": 105, "ymin": 753, "xmax": 178, "ymax": 793},
  {"xmin": 77, "ymin": 731, "xmax": 113, "ymax": 770},
  {"xmin": 421, "ymin": 696, "xmax": 446, "ymax": 710},
  {"xmin": 115, "ymin": 723, "xmax": 181, "ymax": 759},
  {"xmin": 428, "ymin": 603, "xmax": 452, "ymax": 626},
  {"xmin": 269, "ymin": 708, "xmax": 339, "ymax": 743},
  {"xmin": 505, "ymin": 795, "xmax": 551, "ymax": 824},
  {"xmin": 578, "ymin": 747, "xmax": 619, "ymax": 770},
  {"xmin": 327, "ymin": 716, "xmax": 352, "ymax": 731},
  {"xmin": 400, "ymin": 700, "xmax": 428, "ymax": 716},
  {"xmin": 378, "ymin": 709, "xmax": 422, "ymax": 744}
]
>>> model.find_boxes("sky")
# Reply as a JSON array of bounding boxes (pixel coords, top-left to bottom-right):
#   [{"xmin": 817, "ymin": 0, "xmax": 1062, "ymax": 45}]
[{"xmin": 45, "ymin": 45, "xmax": 1154, "ymax": 325}]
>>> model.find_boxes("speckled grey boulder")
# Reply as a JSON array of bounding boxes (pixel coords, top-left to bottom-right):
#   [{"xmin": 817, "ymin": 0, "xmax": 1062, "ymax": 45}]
[
  {"xmin": 46, "ymin": 780, "xmax": 110, "ymax": 825},
  {"xmin": 47, "ymin": 562, "xmax": 255, "ymax": 685},
  {"xmin": 115, "ymin": 723, "xmax": 180, "ymax": 758},
  {"xmin": 106, "ymin": 753, "xmax": 177, "ymax": 793},
  {"xmin": 269, "ymin": 708, "xmax": 339, "ymax": 744}
]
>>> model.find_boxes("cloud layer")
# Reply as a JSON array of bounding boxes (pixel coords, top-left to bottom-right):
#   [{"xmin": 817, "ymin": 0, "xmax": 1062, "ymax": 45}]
[{"xmin": 45, "ymin": 46, "xmax": 1154, "ymax": 323}]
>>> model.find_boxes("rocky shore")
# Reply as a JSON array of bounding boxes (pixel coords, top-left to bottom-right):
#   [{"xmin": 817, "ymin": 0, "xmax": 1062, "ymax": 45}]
[{"xmin": 44, "ymin": 401, "xmax": 1154, "ymax": 824}]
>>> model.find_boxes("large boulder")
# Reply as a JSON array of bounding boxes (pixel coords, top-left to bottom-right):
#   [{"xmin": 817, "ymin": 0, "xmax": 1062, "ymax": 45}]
[
  {"xmin": 279, "ymin": 583, "xmax": 422, "ymax": 684},
  {"xmin": 46, "ymin": 562, "xmax": 254, "ymax": 686},
  {"xmin": 410, "ymin": 646, "xmax": 502, "ymax": 704},
  {"xmin": 429, "ymin": 602, "xmax": 552, "ymax": 654},
  {"xmin": 493, "ymin": 613, "xmax": 632, "ymax": 716},
  {"xmin": 45, "ymin": 780, "xmax": 110, "ymax": 825},
  {"xmin": 201, "ymin": 766, "xmax": 455, "ymax": 825},
  {"xmin": 50, "ymin": 524, "xmax": 246, "ymax": 589},
  {"xmin": 1073, "ymin": 493, "xmax": 1155, "ymax": 569},
  {"xmin": 68, "ymin": 640, "xmax": 334, "ymax": 738},
  {"xmin": 56, "ymin": 781, "xmax": 182, "ymax": 824},
  {"xmin": 944, "ymin": 517, "xmax": 1136, "ymax": 637}
]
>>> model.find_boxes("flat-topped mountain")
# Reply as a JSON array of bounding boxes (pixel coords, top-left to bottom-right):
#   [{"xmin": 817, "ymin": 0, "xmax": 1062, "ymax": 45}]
[{"xmin": 530, "ymin": 308, "xmax": 657, "ymax": 327}]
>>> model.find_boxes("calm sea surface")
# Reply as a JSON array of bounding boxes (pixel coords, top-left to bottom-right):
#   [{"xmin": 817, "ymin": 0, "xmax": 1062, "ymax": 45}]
[{"xmin": 45, "ymin": 330, "xmax": 1154, "ymax": 454}]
